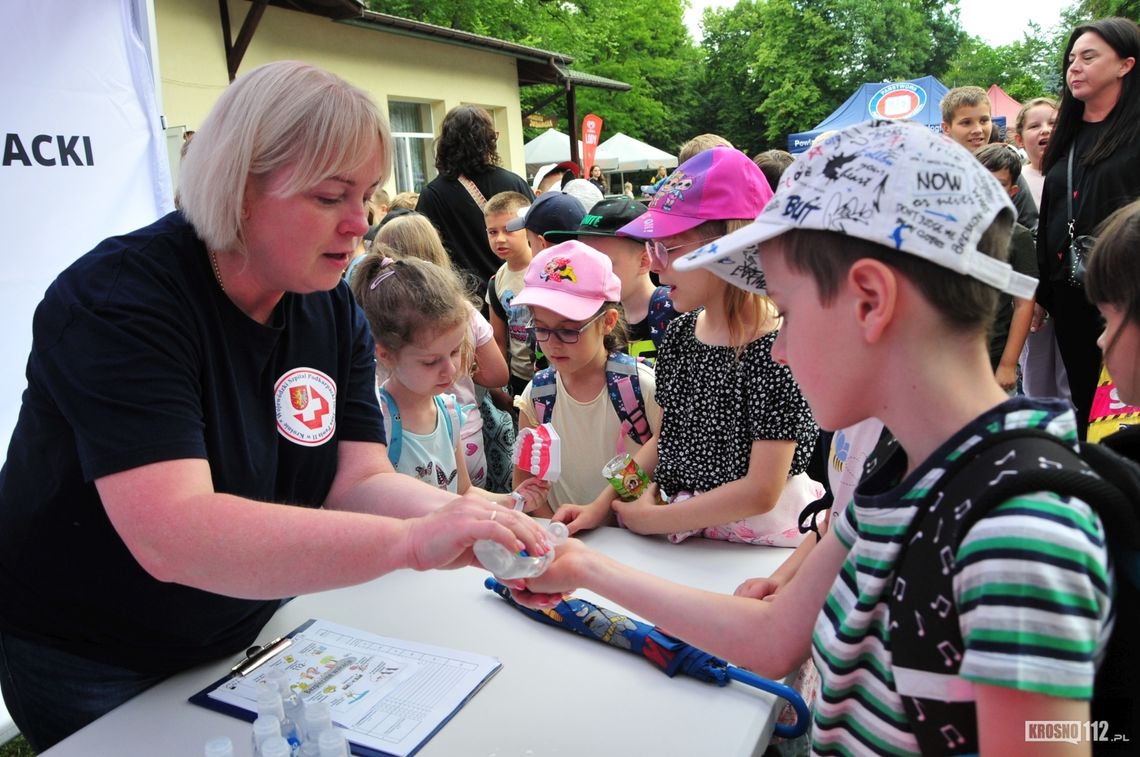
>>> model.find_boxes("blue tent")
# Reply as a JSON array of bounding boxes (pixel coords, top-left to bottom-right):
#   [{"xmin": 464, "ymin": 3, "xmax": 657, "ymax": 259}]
[{"xmin": 788, "ymin": 76, "xmax": 951, "ymax": 153}]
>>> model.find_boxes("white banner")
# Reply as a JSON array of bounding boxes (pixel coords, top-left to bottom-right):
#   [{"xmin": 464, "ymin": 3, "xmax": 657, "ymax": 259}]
[{"xmin": 0, "ymin": 0, "xmax": 173, "ymax": 441}]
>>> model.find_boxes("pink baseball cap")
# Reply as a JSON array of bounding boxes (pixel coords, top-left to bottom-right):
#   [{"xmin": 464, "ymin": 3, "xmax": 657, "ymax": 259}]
[
  {"xmin": 616, "ymin": 147, "xmax": 773, "ymax": 239},
  {"xmin": 511, "ymin": 241, "xmax": 622, "ymax": 321}
]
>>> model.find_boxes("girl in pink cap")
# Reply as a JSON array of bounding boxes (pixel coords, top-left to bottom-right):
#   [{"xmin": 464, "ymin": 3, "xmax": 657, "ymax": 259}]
[
  {"xmin": 557, "ymin": 148, "xmax": 822, "ymax": 547},
  {"xmin": 510, "ymin": 241, "xmax": 663, "ymax": 515}
]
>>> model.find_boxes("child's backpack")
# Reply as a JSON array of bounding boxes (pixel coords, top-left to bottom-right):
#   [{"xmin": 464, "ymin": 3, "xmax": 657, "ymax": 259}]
[
  {"xmin": 886, "ymin": 428, "xmax": 1140, "ymax": 754},
  {"xmin": 627, "ymin": 286, "xmax": 676, "ymax": 364},
  {"xmin": 378, "ymin": 389, "xmax": 461, "ymax": 467},
  {"xmin": 646, "ymin": 285, "xmax": 677, "ymax": 350},
  {"xmin": 529, "ymin": 351, "xmax": 652, "ymax": 450}
]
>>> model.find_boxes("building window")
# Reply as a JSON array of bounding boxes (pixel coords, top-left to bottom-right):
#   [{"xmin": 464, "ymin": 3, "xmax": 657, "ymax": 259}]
[{"xmin": 389, "ymin": 101, "xmax": 434, "ymax": 193}]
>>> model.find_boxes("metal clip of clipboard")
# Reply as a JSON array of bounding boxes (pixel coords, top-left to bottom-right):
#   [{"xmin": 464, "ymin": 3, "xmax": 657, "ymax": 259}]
[{"xmin": 229, "ymin": 635, "xmax": 293, "ymax": 677}]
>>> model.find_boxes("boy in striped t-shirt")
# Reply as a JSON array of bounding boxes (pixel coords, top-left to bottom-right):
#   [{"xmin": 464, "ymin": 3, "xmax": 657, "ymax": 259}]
[{"xmin": 519, "ymin": 122, "xmax": 1112, "ymax": 755}]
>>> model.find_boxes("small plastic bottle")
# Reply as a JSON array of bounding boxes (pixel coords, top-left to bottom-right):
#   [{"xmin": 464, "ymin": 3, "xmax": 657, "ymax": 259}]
[
  {"xmin": 259, "ymin": 735, "xmax": 292, "ymax": 757},
  {"xmin": 256, "ymin": 686, "xmax": 300, "ymax": 746},
  {"xmin": 317, "ymin": 729, "xmax": 350, "ymax": 757},
  {"xmin": 473, "ymin": 520, "xmax": 568, "ymax": 580},
  {"xmin": 301, "ymin": 701, "xmax": 333, "ymax": 744},
  {"xmin": 204, "ymin": 736, "xmax": 234, "ymax": 757},
  {"xmin": 252, "ymin": 714, "xmax": 282, "ymax": 755},
  {"xmin": 263, "ymin": 669, "xmax": 290, "ymax": 695}
]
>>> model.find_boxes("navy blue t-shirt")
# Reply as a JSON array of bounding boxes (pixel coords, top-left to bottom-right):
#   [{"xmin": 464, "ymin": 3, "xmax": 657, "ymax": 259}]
[{"xmin": 0, "ymin": 212, "xmax": 385, "ymax": 674}]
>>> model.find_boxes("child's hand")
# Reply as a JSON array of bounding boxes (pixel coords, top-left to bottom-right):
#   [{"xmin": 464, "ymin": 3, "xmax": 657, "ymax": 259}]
[
  {"xmin": 553, "ymin": 501, "xmax": 610, "ymax": 534},
  {"xmin": 611, "ymin": 482, "xmax": 660, "ymax": 534},
  {"xmin": 511, "ymin": 538, "xmax": 590, "ymax": 606},
  {"xmin": 995, "ymin": 363, "xmax": 1017, "ymax": 392},
  {"xmin": 510, "ymin": 478, "xmax": 550, "ymax": 513},
  {"xmin": 734, "ymin": 576, "xmax": 781, "ymax": 602}
]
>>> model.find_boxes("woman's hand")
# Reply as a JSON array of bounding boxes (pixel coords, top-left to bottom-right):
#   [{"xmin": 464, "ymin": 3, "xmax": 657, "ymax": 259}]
[
  {"xmin": 611, "ymin": 482, "xmax": 661, "ymax": 534},
  {"xmin": 402, "ymin": 495, "xmax": 551, "ymax": 572},
  {"xmin": 1030, "ymin": 303, "xmax": 1049, "ymax": 332}
]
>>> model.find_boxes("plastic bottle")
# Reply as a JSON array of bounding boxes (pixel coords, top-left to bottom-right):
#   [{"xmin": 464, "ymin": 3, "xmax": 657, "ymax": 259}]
[
  {"xmin": 256, "ymin": 686, "xmax": 300, "ymax": 746},
  {"xmin": 473, "ymin": 520, "xmax": 568, "ymax": 580},
  {"xmin": 317, "ymin": 729, "xmax": 350, "ymax": 757},
  {"xmin": 264, "ymin": 669, "xmax": 290, "ymax": 695},
  {"xmin": 204, "ymin": 736, "xmax": 234, "ymax": 757},
  {"xmin": 252, "ymin": 714, "xmax": 282, "ymax": 755},
  {"xmin": 259, "ymin": 735, "xmax": 292, "ymax": 757},
  {"xmin": 301, "ymin": 701, "xmax": 333, "ymax": 744}
]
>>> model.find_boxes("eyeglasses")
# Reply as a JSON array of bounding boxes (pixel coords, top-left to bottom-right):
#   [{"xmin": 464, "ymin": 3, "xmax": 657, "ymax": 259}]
[
  {"xmin": 645, "ymin": 236, "xmax": 722, "ymax": 270},
  {"xmin": 531, "ymin": 311, "xmax": 605, "ymax": 344}
]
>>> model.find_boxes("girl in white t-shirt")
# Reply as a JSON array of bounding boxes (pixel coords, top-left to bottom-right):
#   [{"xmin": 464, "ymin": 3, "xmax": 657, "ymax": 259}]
[
  {"xmin": 374, "ymin": 216, "xmax": 510, "ymax": 487},
  {"xmin": 510, "ymin": 242, "xmax": 662, "ymax": 516},
  {"xmin": 350, "ymin": 254, "xmax": 545, "ymax": 507},
  {"xmin": 1012, "ymin": 98, "xmax": 1071, "ymax": 402},
  {"xmin": 1013, "ymin": 96, "xmax": 1057, "ymax": 207}
]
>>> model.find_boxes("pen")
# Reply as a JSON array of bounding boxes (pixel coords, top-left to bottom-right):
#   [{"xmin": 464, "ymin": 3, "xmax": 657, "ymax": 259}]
[{"xmin": 231, "ymin": 635, "xmax": 293, "ymax": 677}]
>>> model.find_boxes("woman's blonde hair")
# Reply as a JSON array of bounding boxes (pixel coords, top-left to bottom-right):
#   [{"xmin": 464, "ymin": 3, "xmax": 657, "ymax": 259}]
[
  {"xmin": 374, "ymin": 214, "xmax": 450, "ymax": 269},
  {"xmin": 179, "ymin": 61, "xmax": 392, "ymax": 254},
  {"xmin": 349, "ymin": 252, "xmax": 474, "ymax": 375}
]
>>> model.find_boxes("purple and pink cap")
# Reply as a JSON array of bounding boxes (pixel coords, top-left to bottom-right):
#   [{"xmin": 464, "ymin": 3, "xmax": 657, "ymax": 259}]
[
  {"xmin": 510, "ymin": 241, "xmax": 622, "ymax": 322},
  {"xmin": 616, "ymin": 147, "xmax": 773, "ymax": 239}
]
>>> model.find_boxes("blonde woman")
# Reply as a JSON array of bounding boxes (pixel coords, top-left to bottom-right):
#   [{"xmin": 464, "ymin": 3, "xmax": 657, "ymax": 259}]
[{"xmin": 0, "ymin": 61, "xmax": 550, "ymax": 752}]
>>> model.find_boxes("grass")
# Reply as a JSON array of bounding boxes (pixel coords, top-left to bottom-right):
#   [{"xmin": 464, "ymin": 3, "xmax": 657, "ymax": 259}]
[{"xmin": 0, "ymin": 736, "xmax": 34, "ymax": 756}]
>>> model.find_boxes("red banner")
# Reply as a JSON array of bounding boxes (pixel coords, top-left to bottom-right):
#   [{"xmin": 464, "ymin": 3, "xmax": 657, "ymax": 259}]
[{"xmin": 581, "ymin": 113, "xmax": 603, "ymax": 175}]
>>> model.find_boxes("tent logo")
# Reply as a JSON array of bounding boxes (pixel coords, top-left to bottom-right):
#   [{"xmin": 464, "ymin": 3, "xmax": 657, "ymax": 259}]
[{"xmin": 868, "ymin": 83, "xmax": 927, "ymax": 121}]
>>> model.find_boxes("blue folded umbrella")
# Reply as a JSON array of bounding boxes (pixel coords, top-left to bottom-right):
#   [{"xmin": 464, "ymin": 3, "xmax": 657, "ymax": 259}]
[{"xmin": 484, "ymin": 578, "xmax": 810, "ymax": 738}]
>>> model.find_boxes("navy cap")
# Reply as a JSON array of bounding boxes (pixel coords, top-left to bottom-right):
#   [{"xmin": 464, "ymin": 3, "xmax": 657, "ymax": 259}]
[{"xmin": 505, "ymin": 191, "xmax": 586, "ymax": 241}]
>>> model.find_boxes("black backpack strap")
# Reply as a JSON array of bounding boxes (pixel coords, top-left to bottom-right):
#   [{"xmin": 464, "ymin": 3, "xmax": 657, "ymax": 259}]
[{"xmin": 889, "ymin": 428, "xmax": 1115, "ymax": 754}]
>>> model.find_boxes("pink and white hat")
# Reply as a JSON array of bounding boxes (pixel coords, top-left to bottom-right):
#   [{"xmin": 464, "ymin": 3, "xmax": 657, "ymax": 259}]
[
  {"xmin": 510, "ymin": 241, "xmax": 622, "ymax": 321},
  {"xmin": 616, "ymin": 147, "xmax": 773, "ymax": 239}
]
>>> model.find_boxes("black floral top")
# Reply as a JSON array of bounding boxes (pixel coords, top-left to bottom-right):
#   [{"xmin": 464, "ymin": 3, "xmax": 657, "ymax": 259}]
[{"xmin": 654, "ymin": 311, "xmax": 818, "ymax": 496}]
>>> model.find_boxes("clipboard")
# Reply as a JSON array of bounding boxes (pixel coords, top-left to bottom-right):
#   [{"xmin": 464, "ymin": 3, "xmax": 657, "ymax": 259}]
[{"xmin": 189, "ymin": 618, "xmax": 501, "ymax": 757}]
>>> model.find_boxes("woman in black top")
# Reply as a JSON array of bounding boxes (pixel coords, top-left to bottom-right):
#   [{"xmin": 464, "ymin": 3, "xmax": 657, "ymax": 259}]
[
  {"xmin": 415, "ymin": 106, "xmax": 533, "ymax": 287},
  {"xmin": 588, "ymin": 164, "xmax": 608, "ymax": 194},
  {"xmin": 0, "ymin": 62, "xmax": 550, "ymax": 752},
  {"xmin": 1036, "ymin": 16, "xmax": 1140, "ymax": 437}
]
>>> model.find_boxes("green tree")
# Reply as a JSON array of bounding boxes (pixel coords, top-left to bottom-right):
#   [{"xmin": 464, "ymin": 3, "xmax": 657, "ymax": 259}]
[
  {"xmin": 369, "ymin": 0, "xmax": 702, "ymax": 155},
  {"xmin": 1073, "ymin": 0, "xmax": 1140, "ymax": 19},
  {"xmin": 694, "ymin": 1, "xmax": 767, "ymax": 151},
  {"xmin": 739, "ymin": 0, "xmax": 964, "ymax": 147},
  {"xmin": 944, "ymin": 24, "xmax": 1060, "ymax": 100}
]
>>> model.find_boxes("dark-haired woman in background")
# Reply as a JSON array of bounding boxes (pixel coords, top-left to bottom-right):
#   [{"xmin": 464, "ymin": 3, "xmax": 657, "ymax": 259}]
[
  {"xmin": 415, "ymin": 106, "xmax": 533, "ymax": 288},
  {"xmin": 1036, "ymin": 16, "xmax": 1140, "ymax": 438}
]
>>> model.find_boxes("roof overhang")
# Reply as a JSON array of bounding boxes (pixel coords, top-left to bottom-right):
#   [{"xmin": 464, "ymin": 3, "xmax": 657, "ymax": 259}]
[{"xmin": 238, "ymin": 0, "xmax": 629, "ymax": 92}]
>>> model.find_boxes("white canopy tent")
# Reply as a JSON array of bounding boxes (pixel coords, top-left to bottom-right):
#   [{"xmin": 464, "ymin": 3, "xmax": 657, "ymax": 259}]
[
  {"xmin": 523, "ymin": 128, "xmax": 618, "ymax": 175},
  {"xmin": 595, "ymin": 132, "xmax": 678, "ymax": 194},
  {"xmin": 596, "ymin": 132, "xmax": 677, "ymax": 172}
]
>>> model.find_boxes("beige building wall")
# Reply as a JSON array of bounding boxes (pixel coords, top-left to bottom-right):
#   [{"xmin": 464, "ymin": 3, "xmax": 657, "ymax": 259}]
[{"xmin": 154, "ymin": 0, "xmax": 530, "ymax": 192}]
